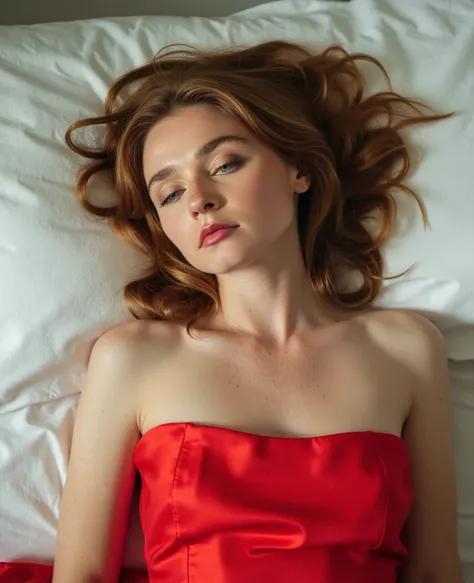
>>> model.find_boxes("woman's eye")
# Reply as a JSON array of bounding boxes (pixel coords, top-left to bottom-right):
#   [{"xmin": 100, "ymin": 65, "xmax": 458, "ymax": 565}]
[
  {"xmin": 216, "ymin": 159, "xmax": 244, "ymax": 174},
  {"xmin": 158, "ymin": 190, "xmax": 179, "ymax": 207},
  {"xmin": 218, "ymin": 161, "xmax": 237, "ymax": 173}
]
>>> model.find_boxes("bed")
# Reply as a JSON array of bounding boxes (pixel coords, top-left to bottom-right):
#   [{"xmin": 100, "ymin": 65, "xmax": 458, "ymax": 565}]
[{"xmin": 0, "ymin": 0, "xmax": 473, "ymax": 579}]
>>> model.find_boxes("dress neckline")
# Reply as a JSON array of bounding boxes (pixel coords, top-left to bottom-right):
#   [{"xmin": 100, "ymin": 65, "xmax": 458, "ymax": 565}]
[{"xmin": 136, "ymin": 421, "xmax": 406, "ymax": 450}]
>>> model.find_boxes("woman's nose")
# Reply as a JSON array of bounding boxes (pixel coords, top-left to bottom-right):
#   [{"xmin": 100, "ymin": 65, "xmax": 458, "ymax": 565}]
[{"xmin": 188, "ymin": 176, "xmax": 220, "ymax": 213}]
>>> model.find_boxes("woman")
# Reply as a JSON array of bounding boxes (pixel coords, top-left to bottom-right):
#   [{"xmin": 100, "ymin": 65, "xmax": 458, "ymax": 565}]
[{"xmin": 0, "ymin": 40, "xmax": 464, "ymax": 583}]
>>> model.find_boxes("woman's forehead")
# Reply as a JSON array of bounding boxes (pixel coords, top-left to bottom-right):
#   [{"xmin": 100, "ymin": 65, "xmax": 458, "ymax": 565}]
[{"xmin": 143, "ymin": 107, "xmax": 257, "ymax": 163}]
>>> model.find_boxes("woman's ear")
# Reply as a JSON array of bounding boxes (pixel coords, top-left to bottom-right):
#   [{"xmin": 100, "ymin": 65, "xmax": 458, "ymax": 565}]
[{"xmin": 294, "ymin": 167, "xmax": 312, "ymax": 194}]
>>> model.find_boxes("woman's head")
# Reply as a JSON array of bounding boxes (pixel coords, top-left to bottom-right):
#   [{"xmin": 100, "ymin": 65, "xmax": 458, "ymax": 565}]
[
  {"xmin": 142, "ymin": 103, "xmax": 311, "ymax": 277},
  {"xmin": 65, "ymin": 40, "xmax": 450, "ymax": 337}
]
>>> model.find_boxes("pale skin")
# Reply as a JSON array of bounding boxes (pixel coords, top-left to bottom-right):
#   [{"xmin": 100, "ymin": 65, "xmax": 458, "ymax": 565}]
[{"xmin": 52, "ymin": 104, "xmax": 464, "ymax": 583}]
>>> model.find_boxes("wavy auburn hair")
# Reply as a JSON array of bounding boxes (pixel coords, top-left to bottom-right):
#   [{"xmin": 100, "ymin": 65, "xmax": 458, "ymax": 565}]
[{"xmin": 65, "ymin": 40, "xmax": 451, "ymax": 338}]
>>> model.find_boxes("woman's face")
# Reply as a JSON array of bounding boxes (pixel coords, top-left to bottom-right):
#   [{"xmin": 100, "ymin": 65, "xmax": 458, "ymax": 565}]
[{"xmin": 142, "ymin": 104, "xmax": 310, "ymax": 274}]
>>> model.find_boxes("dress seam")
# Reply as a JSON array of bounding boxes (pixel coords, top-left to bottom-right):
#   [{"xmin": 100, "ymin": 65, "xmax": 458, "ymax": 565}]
[
  {"xmin": 370, "ymin": 431, "xmax": 389, "ymax": 551},
  {"xmin": 171, "ymin": 422, "xmax": 189, "ymax": 541}
]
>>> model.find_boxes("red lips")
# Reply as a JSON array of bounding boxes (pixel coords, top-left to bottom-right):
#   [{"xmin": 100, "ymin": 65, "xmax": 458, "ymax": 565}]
[{"xmin": 199, "ymin": 222, "xmax": 238, "ymax": 247}]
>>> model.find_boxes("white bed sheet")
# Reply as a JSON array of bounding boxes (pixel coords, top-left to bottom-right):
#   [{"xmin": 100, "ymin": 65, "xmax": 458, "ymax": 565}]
[{"xmin": 0, "ymin": 0, "xmax": 473, "ymax": 578}]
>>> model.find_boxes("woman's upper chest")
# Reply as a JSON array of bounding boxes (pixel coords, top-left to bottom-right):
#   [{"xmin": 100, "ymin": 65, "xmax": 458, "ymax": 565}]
[{"xmin": 135, "ymin": 314, "xmax": 412, "ymax": 438}]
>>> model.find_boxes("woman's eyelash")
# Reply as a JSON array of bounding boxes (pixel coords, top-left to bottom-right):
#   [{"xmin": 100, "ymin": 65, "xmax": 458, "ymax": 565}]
[{"xmin": 157, "ymin": 158, "xmax": 245, "ymax": 207}]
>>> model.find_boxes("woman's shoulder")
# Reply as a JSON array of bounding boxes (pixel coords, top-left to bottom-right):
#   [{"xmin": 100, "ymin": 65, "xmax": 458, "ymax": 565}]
[
  {"xmin": 99, "ymin": 318, "xmax": 181, "ymax": 347},
  {"xmin": 97, "ymin": 319, "xmax": 187, "ymax": 376},
  {"xmin": 361, "ymin": 308, "xmax": 444, "ymax": 348},
  {"xmin": 360, "ymin": 308, "xmax": 448, "ymax": 390}
]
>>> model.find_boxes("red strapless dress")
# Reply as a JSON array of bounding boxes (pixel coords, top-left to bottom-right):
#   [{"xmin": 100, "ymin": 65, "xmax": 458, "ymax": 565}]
[{"xmin": 0, "ymin": 422, "xmax": 413, "ymax": 583}]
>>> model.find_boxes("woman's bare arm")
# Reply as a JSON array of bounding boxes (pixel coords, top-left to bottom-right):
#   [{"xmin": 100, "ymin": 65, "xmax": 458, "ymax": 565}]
[
  {"xmin": 52, "ymin": 324, "xmax": 144, "ymax": 583},
  {"xmin": 393, "ymin": 312, "xmax": 464, "ymax": 583}
]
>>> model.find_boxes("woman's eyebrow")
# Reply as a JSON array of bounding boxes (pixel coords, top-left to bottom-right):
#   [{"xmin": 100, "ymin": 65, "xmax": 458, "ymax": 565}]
[{"xmin": 146, "ymin": 135, "xmax": 249, "ymax": 192}]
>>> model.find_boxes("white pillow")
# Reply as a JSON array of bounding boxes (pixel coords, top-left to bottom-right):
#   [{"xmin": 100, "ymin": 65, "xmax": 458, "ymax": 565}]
[{"xmin": 0, "ymin": 0, "xmax": 473, "ymax": 579}]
